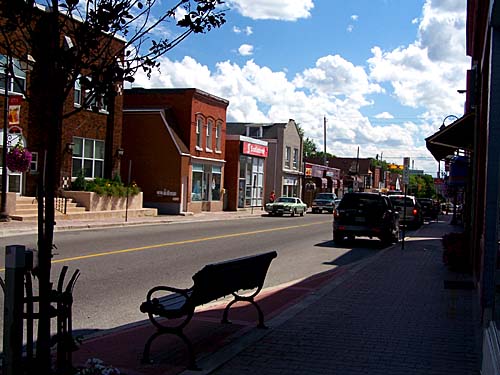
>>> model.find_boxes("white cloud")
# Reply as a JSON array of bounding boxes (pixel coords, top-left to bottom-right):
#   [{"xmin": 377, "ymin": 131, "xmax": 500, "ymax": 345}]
[
  {"xmin": 130, "ymin": 0, "xmax": 469, "ymax": 174},
  {"xmin": 233, "ymin": 26, "xmax": 253, "ymax": 35},
  {"xmin": 226, "ymin": 0, "xmax": 314, "ymax": 21},
  {"xmin": 351, "ymin": 14, "xmax": 358, "ymax": 21},
  {"xmin": 238, "ymin": 44, "xmax": 254, "ymax": 56},
  {"xmin": 368, "ymin": 0, "xmax": 469, "ymax": 122},
  {"xmin": 375, "ymin": 112, "xmax": 394, "ymax": 119},
  {"xmin": 347, "ymin": 25, "xmax": 354, "ymax": 33}
]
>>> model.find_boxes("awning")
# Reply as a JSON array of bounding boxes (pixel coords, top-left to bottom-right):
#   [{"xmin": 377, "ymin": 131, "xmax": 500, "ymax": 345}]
[{"xmin": 425, "ymin": 113, "xmax": 475, "ymax": 161}]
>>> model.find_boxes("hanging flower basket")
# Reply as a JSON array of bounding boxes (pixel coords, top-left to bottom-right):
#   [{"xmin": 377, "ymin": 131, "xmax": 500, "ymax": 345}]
[{"xmin": 6, "ymin": 143, "xmax": 32, "ymax": 173}]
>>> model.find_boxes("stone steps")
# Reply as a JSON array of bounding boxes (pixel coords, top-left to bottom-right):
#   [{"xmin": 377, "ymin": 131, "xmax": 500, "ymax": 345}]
[{"xmin": 11, "ymin": 196, "xmax": 156, "ymax": 221}]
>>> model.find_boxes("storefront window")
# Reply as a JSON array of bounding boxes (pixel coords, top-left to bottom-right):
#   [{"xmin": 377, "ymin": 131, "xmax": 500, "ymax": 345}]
[
  {"xmin": 211, "ymin": 166, "xmax": 221, "ymax": 200},
  {"xmin": 192, "ymin": 164, "xmax": 203, "ymax": 201},
  {"xmin": 238, "ymin": 155, "xmax": 264, "ymax": 207}
]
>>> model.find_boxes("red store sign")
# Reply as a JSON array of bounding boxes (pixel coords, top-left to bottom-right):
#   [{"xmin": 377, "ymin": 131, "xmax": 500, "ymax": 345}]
[{"xmin": 242, "ymin": 141, "xmax": 268, "ymax": 157}]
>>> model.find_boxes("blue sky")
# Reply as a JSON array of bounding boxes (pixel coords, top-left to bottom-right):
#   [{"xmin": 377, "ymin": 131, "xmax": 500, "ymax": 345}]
[{"xmin": 132, "ymin": 0, "xmax": 469, "ymax": 174}]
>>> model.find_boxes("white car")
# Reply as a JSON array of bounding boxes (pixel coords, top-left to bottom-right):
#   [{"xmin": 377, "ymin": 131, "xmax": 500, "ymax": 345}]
[{"xmin": 265, "ymin": 197, "xmax": 308, "ymax": 217}]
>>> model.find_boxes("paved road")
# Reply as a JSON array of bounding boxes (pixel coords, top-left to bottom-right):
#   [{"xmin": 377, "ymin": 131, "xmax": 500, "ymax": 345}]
[{"xmin": 0, "ymin": 213, "xmax": 392, "ymax": 350}]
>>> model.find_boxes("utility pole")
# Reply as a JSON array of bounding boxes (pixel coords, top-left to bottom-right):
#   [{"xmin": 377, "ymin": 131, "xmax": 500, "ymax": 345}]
[{"xmin": 323, "ymin": 116, "xmax": 327, "ymax": 166}]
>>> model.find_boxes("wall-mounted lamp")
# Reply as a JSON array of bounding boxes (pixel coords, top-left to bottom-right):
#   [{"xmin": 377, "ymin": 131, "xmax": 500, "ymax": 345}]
[
  {"xmin": 116, "ymin": 148, "xmax": 124, "ymax": 158},
  {"xmin": 66, "ymin": 142, "xmax": 75, "ymax": 153}
]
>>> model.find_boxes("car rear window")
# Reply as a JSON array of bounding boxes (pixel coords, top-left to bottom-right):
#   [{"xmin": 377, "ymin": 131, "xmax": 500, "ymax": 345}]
[
  {"xmin": 315, "ymin": 193, "xmax": 335, "ymax": 200},
  {"xmin": 339, "ymin": 194, "xmax": 385, "ymax": 210},
  {"xmin": 390, "ymin": 197, "xmax": 414, "ymax": 206}
]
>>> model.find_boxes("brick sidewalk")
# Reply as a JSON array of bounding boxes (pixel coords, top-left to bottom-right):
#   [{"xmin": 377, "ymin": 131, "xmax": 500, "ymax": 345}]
[{"xmin": 197, "ymin": 219, "xmax": 480, "ymax": 375}]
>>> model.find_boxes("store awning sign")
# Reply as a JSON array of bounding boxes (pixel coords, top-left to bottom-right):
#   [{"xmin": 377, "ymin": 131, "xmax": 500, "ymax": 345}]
[{"xmin": 242, "ymin": 141, "xmax": 268, "ymax": 157}]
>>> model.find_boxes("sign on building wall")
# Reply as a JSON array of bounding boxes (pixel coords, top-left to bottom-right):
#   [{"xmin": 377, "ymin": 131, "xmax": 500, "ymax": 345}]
[
  {"xmin": 242, "ymin": 141, "xmax": 268, "ymax": 157},
  {"xmin": 8, "ymin": 96, "xmax": 23, "ymax": 128}
]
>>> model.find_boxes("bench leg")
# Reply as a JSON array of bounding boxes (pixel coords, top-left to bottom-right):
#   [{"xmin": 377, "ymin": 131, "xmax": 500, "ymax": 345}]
[
  {"xmin": 222, "ymin": 297, "xmax": 267, "ymax": 329},
  {"xmin": 141, "ymin": 329, "xmax": 200, "ymax": 371}
]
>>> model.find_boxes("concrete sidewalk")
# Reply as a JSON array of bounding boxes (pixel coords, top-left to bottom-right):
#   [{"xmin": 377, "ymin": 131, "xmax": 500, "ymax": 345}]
[
  {"xmin": 0, "ymin": 209, "xmax": 267, "ymax": 238},
  {"xmin": 69, "ymin": 217, "xmax": 480, "ymax": 375}
]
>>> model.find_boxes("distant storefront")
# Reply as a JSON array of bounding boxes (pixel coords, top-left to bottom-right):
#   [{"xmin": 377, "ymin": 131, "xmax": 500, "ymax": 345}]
[{"xmin": 225, "ymin": 136, "xmax": 268, "ymax": 210}]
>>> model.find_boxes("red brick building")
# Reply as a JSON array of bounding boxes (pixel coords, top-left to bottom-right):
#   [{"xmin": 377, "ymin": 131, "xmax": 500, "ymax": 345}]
[
  {"xmin": 122, "ymin": 88, "xmax": 228, "ymax": 214},
  {"xmin": 0, "ymin": 36, "xmax": 125, "ymax": 201}
]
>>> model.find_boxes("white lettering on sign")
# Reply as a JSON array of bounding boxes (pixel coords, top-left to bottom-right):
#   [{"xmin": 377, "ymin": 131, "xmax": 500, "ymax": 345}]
[
  {"xmin": 242, "ymin": 141, "xmax": 268, "ymax": 157},
  {"xmin": 156, "ymin": 189, "xmax": 177, "ymax": 197}
]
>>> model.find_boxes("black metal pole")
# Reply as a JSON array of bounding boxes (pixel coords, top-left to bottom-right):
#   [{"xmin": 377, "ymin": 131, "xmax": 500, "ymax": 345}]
[{"xmin": 1, "ymin": 56, "xmax": 11, "ymax": 221}]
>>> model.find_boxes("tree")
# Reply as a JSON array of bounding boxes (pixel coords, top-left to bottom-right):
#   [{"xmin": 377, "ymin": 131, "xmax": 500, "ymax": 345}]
[
  {"xmin": 303, "ymin": 137, "xmax": 317, "ymax": 158},
  {"xmin": 0, "ymin": 1, "xmax": 225, "ymax": 372}
]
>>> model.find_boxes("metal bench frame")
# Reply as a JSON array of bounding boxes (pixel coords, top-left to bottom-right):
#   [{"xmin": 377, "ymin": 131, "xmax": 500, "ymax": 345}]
[{"xmin": 139, "ymin": 251, "xmax": 277, "ymax": 370}]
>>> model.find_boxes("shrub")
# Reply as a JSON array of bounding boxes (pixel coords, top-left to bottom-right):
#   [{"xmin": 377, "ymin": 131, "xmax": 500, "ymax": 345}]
[{"xmin": 70, "ymin": 174, "xmax": 140, "ymax": 197}]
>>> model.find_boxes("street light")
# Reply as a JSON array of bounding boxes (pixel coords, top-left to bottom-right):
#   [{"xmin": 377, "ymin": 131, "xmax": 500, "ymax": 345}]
[{"xmin": 0, "ymin": 55, "xmax": 13, "ymax": 221}]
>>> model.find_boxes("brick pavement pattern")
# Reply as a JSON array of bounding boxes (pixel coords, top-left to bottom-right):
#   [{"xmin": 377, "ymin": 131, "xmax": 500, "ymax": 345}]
[{"xmin": 211, "ymin": 221, "xmax": 480, "ymax": 375}]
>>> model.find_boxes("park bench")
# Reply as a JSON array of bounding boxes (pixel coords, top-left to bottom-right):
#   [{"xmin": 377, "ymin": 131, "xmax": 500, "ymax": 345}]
[{"xmin": 139, "ymin": 250, "xmax": 278, "ymax": 370}]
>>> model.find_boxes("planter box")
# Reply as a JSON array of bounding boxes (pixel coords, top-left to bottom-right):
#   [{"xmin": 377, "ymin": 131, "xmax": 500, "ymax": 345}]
[{"xmin": 62, "ymin": 191, "xmax": 143, "ymax": 211}]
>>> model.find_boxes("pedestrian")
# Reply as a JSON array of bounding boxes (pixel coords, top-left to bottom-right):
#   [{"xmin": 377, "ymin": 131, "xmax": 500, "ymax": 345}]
[{"xmin": 269, "ymin": 190, "xmax": 276, "ymax": 203}]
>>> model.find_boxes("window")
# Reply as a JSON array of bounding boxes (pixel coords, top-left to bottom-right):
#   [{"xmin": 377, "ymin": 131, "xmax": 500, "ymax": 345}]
[
  {"xmin": 206, "ymin": 119, "xmax": 213, "ymax": 151},
  {"xmin": 71, "ymin": 137, "xmax": 105, "ymax": 178},
  {"xmin": 211, "ymin": 165, "xmax": 221, "ymax": 200},
  {"xmin": 0, "ymin": 55, "xmax": 26, "ymax": 95},
  {"xmin": 196, "ymin": 117, "xmax": 203, "ymax": 149},
  {"xmin": 192, "ymin": 164, "xmax": 204, "ymax": 201},
  {"xmin": 83, "ymin": 77, "xmax": 108, "ymax": 112},
  {"xmin": 74, "ymin": 76, "xmax": 82, "ymax": 107},
  {"xmin": 285, "ymin": 146, "xmax": 291, "ymax": 168},
  {"xmin": 293, "ymin": 148, "xmax": 299, "ymax": 169},
  {"xmin": 246, "ymin": 126, "xmax": 262, "ymax": 138},
  {"xmin": 215, "ymin": 121, "xmax": 222, "ymax": 151},
  {"xmin": 30, "ymin": 152, "xmax": 38, "ymax": 173},
  {"xmin": 84, "ymin": 78, "xmax": 98, "ymax": 110}
]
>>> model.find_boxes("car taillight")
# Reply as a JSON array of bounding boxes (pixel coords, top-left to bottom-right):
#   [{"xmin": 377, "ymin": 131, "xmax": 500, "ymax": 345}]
[
  {"xmin": 413, "ymin": 208, "xmax": 418, "ymax": 216},
  {"xmin": 334, "ymin": 209, "xmax": 340, "ymax": 219}
]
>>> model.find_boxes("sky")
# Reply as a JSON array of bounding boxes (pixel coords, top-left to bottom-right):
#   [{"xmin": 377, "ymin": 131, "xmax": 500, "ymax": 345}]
[{"xmin": 130, "ymin": 0, "xmax": 470, "ymax": 175}]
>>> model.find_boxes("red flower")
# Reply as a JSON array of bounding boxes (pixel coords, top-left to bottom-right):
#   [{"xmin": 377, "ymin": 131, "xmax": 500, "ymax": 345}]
[{"xmin": 6, "ymin": 143, "xmax": 32, "ymax": 173}]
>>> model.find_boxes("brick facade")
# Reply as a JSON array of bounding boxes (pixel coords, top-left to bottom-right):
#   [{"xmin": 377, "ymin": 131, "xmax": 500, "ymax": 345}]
[{"xmin": 123, "ymin": 88, "xmax": 229, "ymax": 214}]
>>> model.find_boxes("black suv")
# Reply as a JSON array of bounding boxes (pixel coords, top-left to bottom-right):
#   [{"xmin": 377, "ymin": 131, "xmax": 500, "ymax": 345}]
[
  {"xmin": 311, "ymin": 192, "xmax": 337, "ymax": 213},
  {"xmin": 333, "ymin": 192, "xmax": 399, "ymax": 245},
  {"xmin": 416, "ymin": 198, "xmax": 439, "ymax": 219}
]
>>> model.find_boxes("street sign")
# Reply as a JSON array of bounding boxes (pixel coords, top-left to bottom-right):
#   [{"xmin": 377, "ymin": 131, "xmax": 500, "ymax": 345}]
[{"xmin": 403, "ymin": 167, "xmax": 410, "ymax": 184}]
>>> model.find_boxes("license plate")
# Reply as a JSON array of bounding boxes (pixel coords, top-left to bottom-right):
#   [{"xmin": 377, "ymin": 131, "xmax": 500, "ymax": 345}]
[{"xmin": 355, "ymin": 217, "xmax": 365, "ymax": 223}]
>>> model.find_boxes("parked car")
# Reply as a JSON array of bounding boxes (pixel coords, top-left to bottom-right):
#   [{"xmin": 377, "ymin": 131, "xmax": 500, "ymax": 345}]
[
  {"xmin": 333, "ymin": 192, "xmax": 400, "ymax": 245},
  {"xmin": 416, "ymin": 198, "xmax": 439, "ymax": 219},
  {"xmin": 311, "ymin": 192, "xmax": 337, "ymax": 213},
  {"xmin": 265, "ymin": 197, "xmax": 307, "ymax": 217},
  {"xmin": 388, "ymin": 195, "xmax": 423, "ymax": 229}
]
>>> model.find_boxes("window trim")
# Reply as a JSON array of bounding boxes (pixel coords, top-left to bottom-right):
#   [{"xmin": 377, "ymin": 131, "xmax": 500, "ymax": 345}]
[
  {"xmin": 196, "ymin": 117, "xmax": 203, "ymax": 148},
  {"xmin": 285, "ymin": 146, "xmax": 291, "ymax": 169},
  {"xmin": 215, "ymin": 121, "xmax": 222, "ymax": 151},
  {"xmin": 71, "ymin": 136, "xmax": 105, "ymax": 179},
  {"xmin": 206, "ymin": 119, "xmax": 213, "ymax": 152}
]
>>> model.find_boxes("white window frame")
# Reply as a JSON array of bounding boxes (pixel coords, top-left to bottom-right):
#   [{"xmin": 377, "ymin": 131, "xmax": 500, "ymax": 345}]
[
  {"xmin": 71, "ymin": 136, "xmax": 105, "ymax": 179},
  {"xmin": 285, "ymin": 146, "xmax": 291, "ymax": 169},
  {"xmin": 206, "ymin": 119, "xmax": 213, "ymax": 152},
  {"xmin": 74, "ymin": 75, "xmax": 82, "ymax": 107},
  {"xmin": 0, "ymin": 55, "xmax": 26, "ymax": 95},
  {"xmin": 293, "ymin": 148, "xmax": 299, "ymax": 169},
  {"xmin": 215, "ymin": 121, "xmax": 222, "ymax": 152},
  {"xmin": 29, "ymin": 151, "xmax": 38, "ymax": 173},
  {"xmin": 246, "ymin": 126, "xmax": 262, "ymax": 138},
  {"xmin": 196, "ymin": 117, "xmax": 203, "ymax": 149}
]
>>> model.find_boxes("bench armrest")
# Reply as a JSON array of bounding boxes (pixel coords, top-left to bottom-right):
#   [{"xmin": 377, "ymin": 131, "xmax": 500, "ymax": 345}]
[{"xmin": 145, "ymin": 285, "xmax": 190, "ymax": 302}]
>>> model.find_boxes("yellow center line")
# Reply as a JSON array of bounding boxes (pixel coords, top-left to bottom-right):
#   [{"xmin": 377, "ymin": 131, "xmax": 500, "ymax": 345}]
[{"xmin": 0, "ymin": 220, "xmax": 330, "ymax": 270}]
